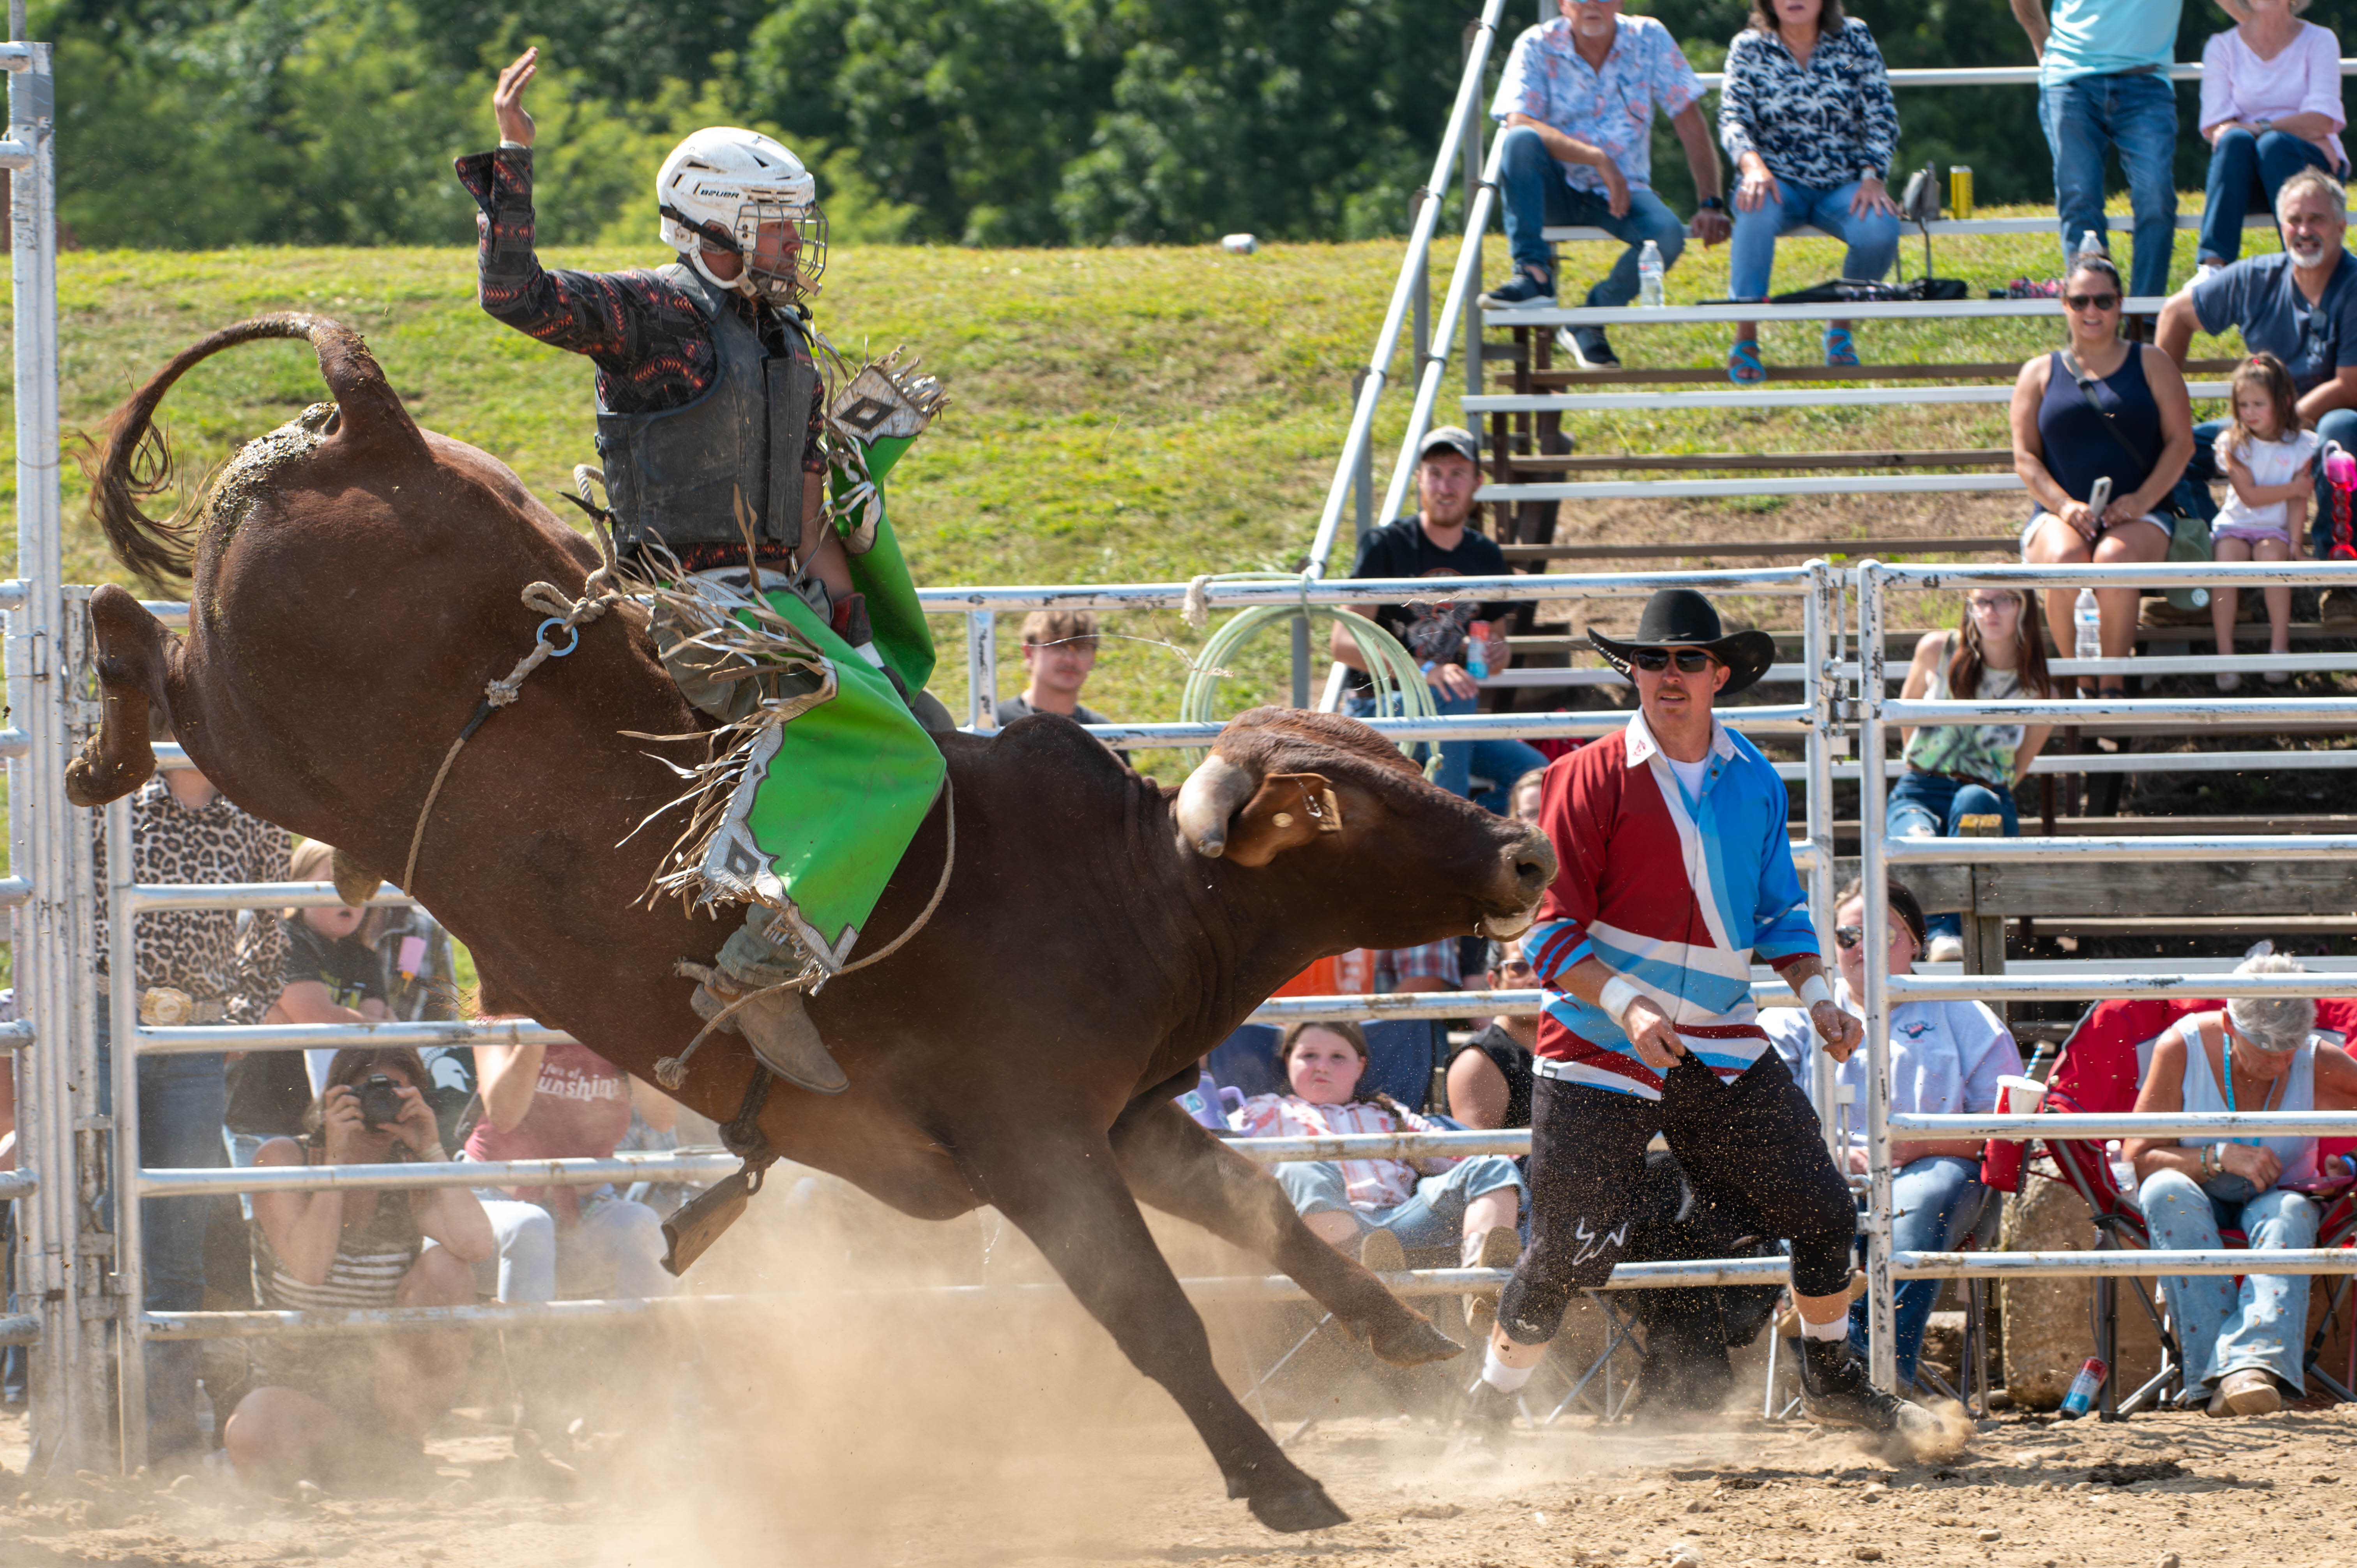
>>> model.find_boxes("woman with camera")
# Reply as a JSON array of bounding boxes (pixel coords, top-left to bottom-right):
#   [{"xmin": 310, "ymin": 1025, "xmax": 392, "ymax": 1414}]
[{"xmin": 223, "ymin": 1047, "xmax": 494, "ymax": 1487}]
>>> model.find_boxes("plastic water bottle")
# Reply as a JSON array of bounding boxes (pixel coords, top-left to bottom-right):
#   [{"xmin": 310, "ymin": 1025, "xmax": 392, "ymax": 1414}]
[
  {"xmin": 2106, "ymin": 1138, "xmax": 2136, "ymax": 1194},
  {"xmin": 2076, "ymin": 228, "xmax": 2106, "ymax": 263},
  {"xmin": 2058, "ymin": 1355, "xmax": 2109, "ymax": 1419},
  {"xmin": 1465, "ymin": 619, "xmax": 1491, "ymax": 680},
  {"xmin": 1638, "ymin": 240, "xmax": 1666, "ymax": 307},
  {"xmin": 2074, "ymin": 588, "xmax": 2101, "ymax": 662}
]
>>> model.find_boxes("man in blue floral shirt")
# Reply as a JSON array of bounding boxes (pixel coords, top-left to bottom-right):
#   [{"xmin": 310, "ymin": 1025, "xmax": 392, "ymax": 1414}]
[{"xmin": 1479, "ymin": 0, "xmax": 1732, "ymax": 369}]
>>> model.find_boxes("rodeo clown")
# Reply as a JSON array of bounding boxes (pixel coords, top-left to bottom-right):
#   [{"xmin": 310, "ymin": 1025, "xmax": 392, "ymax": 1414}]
[{"xmin": 456, "ymin": 48, "xmax": 947, "ymax": 1097}]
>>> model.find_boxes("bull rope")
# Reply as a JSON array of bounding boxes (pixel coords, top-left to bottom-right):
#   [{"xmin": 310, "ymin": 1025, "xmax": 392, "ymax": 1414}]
[
  {"xmin": 399, "ymin": 567, "xmax": 624, "ymax": 895},
  {"xmin": 652, "ymin": 772, "xmax": 955, "ymax": 1091}
]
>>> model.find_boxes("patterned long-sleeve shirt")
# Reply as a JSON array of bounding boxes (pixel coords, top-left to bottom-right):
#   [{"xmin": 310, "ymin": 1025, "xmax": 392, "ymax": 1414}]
[
  {"xmin": 1717, "ymin": 22, "xmax": 1901, "ymax": 189},
  {"xmin": 1523, "ymin": 712, "xmax": 1819, "ymax": 1100},
  {"xmin": 92, "ymin": 775, "xmax": 291, "ymax": 1015},
  {"xmin": 1230, "ymin": 1095, "xmax": 1458, "ymax": 1210},
  {"xmin": 1490, "ymin": 14, "xmax": 1706, "ymax": 196},
  {"xmin": 453, "ymin": 146, "xmax": 825, "ymax": 567}
]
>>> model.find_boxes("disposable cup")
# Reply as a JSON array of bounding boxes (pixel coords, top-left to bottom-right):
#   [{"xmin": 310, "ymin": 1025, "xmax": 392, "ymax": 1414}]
[{"xmin": 1995, "ymin": 1074, "xmax": 2047, "ymax": 1116}]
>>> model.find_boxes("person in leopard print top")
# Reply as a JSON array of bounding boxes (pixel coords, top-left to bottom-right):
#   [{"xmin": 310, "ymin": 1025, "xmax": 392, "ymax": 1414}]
[{"xmin": 88, "ymin": 755, "xmax": 290, "ymax": 1468}]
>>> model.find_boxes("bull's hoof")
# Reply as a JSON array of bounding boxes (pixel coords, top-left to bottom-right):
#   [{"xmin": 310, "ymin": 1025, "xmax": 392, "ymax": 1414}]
[
  {"xmin": 1248, "ymin": 1482, "xmax": 1349, "ymax": 1533},
  {"xmin": 1367, "ymin": 1315, "xmax": 1463, "ymax": 1368}
]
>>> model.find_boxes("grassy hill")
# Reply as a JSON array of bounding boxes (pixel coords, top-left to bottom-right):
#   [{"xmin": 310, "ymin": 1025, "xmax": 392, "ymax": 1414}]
[{"xmin": 0, "ymin": 209, "xmax": 2260, "ymax": 730}]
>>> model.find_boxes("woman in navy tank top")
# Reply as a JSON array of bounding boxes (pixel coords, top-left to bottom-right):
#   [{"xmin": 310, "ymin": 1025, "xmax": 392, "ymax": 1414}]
[{"xmin": 2011, "ymin": 254, "xmax": 2196, "ymax": 696}]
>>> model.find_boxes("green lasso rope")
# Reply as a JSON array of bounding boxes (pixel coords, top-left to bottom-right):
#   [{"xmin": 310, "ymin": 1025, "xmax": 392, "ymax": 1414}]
[{"xmin": 1178, "ymin": 572, "xmax": 1443, "ymax": 778}]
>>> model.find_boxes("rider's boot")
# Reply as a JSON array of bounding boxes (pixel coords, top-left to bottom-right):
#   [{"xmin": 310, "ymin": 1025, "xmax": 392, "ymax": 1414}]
[
  {"xmin": 690, "ymin": 915, "xmax": 850, "ymax": 1096},
  {"xmin": 1793, "ymin": 1335, "xmax": 1940, "ymax": 1441}
]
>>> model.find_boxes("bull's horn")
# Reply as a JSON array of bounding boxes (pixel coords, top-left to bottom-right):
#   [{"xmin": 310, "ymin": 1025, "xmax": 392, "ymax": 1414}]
[{"xmin": 1175, "ymin": 754, "xmax": 1258, "ymax": 858}]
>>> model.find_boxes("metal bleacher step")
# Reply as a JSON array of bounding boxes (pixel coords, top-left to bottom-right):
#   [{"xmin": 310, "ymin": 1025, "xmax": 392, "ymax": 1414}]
[
  {"xmin": 1501, "ymin": 448, "xmax": 2014, "ymax": 473},
  {"xmin": 1537, "ymin": 210, "xmax": 2350, "ymax": 244},
  {"xmin": 1517, "ymin": 358, "xmax": 2242, "ymax": 389},
  {"xmin": 1497, "ymin": 535, "xmax": 2016, "ymax": 563}
]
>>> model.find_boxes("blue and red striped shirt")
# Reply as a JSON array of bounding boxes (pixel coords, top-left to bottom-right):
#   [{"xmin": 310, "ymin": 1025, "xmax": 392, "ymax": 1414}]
[{"xmin": 1525, "ymin": 712, "xmax": 1819, "ymax": 1100}]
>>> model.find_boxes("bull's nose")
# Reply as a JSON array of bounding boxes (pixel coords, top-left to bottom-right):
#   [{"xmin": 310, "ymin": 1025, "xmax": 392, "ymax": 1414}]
[{"xmin": 1507, "ymin": 825, "xmax": 1556, "ymax": 902}]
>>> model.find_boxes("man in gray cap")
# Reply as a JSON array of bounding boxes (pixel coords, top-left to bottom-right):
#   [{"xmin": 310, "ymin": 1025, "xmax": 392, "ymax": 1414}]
[{"xmin": 1330, "ymin": 424, "xmax": 1546, "ymax": 814}]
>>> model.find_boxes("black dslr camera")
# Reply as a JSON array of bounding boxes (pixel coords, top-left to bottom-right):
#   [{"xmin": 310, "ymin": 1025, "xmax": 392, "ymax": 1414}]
[{"xmin": 355, "ymin": 1072, "xmax": 405, "ymax": 1130}]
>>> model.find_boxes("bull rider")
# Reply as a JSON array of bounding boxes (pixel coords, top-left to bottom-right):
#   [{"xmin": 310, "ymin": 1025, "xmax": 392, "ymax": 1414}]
[
  {"xmin": 1467, "ymin": 588, "xmax": 1936, "ymax": 1443},
  {"xmin": 456, "ymin": 49, "xmax": 949, "ymax": 1097}
]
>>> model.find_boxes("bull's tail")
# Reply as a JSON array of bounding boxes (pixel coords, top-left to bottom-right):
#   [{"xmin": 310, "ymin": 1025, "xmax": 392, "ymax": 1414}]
[{"xmin": 83, "ymin": 313, "xmax": 426, "ymax": 586}]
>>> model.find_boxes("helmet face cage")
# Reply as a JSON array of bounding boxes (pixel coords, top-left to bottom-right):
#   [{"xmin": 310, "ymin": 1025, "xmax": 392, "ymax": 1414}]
[{"xmin": 733, "ymin": 198, "xmax": 827, "ymax": 304}]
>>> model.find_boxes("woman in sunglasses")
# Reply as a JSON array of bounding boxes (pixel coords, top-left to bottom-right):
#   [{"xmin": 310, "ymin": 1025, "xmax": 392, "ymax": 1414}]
[
  {"xmin": 1763, "ymin": 876, "xmax": 2023, "ymax": 1392},
  {"xmin": 1889, "ymin": 586, "xmax": 2054, "ymax": 962},
  {"xmin": 2012, "ymin": 253, "xmax": 2198, "ymax": 696}
]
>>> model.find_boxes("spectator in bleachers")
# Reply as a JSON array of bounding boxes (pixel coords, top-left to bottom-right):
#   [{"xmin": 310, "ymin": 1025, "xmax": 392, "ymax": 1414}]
[
  {"xmin": 466, "ymin": 1032, "xmax": 678, "ymax": 1309},
  {"xmin": 1716, "ymin": 0, "xmax": 1902, "ymax": 384},
  {"xmin": 2011, "ymin": 0, "xmax": 2182, "ymax": 307},
  {"xmin": 1762, "ymin": 876, "xmax": 2023, "ymax": 1391},
  {"xmin": 2014, "ymin": 253, "xmax": 2196, "ymax": 694},
  {"xmin": 90, "ymin": 730, "xmax": 291, "ymax": 1471},
  {"xmin": 224, "ymin": 1046, "xmax": 493, "ymax": 1487},
  {"xmin": 1447, "ymin": 938, "xmax": 1538, "ymax": 1133},
  {"xmin": 1236, "ymin": 1021, "xmax": 1524, "ymax": 1331},
  {"xmin": 994, "ymin": 609, "xmax": 1131, "ymax": 765},
  {"xmin": 1509, "ymin": 765, "xmax": 1548, "ymax": 824},
  {"xmin": 2208, "ymin": 352, "xmax": 2318, "ymax": 684},
  {"xmin": 1477, "ymin": 0, "xmax": 1730, "ymax": 371},
  {"xmin": 1332, "ymin": 426, "xmax": 1546, "ymax": 815},
  {"xmin": 2158, "ymin": 169, "xmax": 2357, "ymax": 604},
  {"xmin": 1889, "ymin": 587, "xmax": 2054, "ymax": 962},
  {"xmin": 266, "ymin": 839, "xmax": 391, "ymax": 1104},
  {"xmin": 2194, "ymin": 0, "xmax": 2347, "ymax": 277},
  {"xmin": 2122, "ymin": 953, "xmax": 2357, "ymax": 1415}
]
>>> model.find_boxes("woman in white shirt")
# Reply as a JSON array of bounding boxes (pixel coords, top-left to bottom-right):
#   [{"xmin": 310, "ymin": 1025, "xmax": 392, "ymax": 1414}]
[
  {"xmin": 2196, "ymin": 0, "xmax": 2348, "ymax": 272},
  {"xmin": 1765, "ymin": 876, "xmax": 2023, "ymax": 1386}
]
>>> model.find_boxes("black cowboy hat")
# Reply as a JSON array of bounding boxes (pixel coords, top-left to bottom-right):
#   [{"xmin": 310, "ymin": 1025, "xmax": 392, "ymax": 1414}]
[{"xmin": 1587, "ymin": 588, "xmax": 1778, "ymax": 697}]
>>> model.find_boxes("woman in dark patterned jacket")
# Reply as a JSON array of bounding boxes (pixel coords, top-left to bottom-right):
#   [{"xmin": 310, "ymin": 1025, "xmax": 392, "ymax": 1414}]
[{"xmin": 1717, "ymin": 0, "xmax": 1903, "ymax": 384}]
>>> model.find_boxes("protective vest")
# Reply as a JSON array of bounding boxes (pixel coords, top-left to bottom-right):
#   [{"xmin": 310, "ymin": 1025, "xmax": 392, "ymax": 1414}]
[{"xmin": 593, "ymin": 262, "xmax": 819, "ymax": 556}]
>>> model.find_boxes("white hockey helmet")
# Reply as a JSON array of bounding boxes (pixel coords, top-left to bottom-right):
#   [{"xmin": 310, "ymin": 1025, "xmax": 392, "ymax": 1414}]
[{"xmin": 656, "ymin": 127, "xmax": 827, "ymax": 305}]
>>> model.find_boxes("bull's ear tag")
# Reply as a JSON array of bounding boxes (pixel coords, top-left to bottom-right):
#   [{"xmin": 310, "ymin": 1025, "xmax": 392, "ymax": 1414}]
[{"xmin": 1223, "ymin": 772, "xmax": 1340, "ymax": 868}]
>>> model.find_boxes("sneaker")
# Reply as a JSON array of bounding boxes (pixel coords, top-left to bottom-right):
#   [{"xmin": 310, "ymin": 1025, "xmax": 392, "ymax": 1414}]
[
  {"xmin": 1795, "ymin": 1336, "xmax": 1942, "ymax": 1443},
  {"xmin": 2209, "ymin": 1367, "xmax": 2283, "ymax": 1416},
  {"xmin": 2216, "ymin": 671, "xmax": 2242, "ymax": 692},
  {"xmin": 1925, "ymin": 932, "xmax": 1964, "ymax": 964},
  {"xmin": 1564, "ymin": 326, "xmax": 1620, "ymax": 370},
  {"xmin": 1478, "ymin": 268, "xmax": 1556, "ymax": 310},
  {"xmin": 2193, "ymin": 262, "xmax": 2221, "ymax": 288}
]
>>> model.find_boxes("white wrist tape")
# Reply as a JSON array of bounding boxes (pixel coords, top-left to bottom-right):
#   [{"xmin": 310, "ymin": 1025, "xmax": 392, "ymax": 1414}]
[
  {"xmin": 1598, "ymin": 974, "xmax": 1645, "ymax": 1031},
  {"xmin": 1799, "ymin": 975, "xmax": 1834, "ymax": 1010}
]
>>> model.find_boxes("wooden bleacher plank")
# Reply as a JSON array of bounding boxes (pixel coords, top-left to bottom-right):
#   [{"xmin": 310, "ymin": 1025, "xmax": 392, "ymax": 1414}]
[
  {"xmin": 1499, "ymin": 536, "xmax": 2016, "ymax": 563},
  {"xmin": 1827, "ymin": 859, "xmax": 2357, "ymax": 918},
  {"xmin": 1516, "ymin": 360, "xmax": 2240, "ymax": 389},
  {"xmin": 1503, "ymin": 449, "xmax": 2013, "ymax": 474},
  {"xmin": 1509, "ymin": 621, "xmax": 2357, "ymax": 655}
]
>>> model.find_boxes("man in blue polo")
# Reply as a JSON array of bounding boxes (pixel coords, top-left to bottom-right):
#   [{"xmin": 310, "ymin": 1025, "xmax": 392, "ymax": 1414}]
[
  {"xmin": 2159, "ymin": 168, "xmax": 2357, "ymax": 602},
  {"xmin": 1459, "ymin": 589, "xmax": 1935, "ymax": 1448}
]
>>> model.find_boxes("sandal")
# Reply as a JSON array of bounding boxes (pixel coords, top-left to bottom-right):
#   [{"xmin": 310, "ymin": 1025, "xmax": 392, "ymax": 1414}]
[
  {"xmin": 1823, "ymin": 325, "xmax": 1860, "ymax": 368},
  {"xmin": 1728, "ymin": 338, "xmax": 1765, "ymax": 386}
]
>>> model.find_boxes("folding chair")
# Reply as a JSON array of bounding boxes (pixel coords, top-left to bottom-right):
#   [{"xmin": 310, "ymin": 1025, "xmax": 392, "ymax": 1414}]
[{"xmin": 2017, "ymin": 996, "xmax": 2357, "ymax": 1415}]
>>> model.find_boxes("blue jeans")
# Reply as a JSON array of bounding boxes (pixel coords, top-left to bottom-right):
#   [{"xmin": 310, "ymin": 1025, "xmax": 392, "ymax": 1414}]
[
  {"xmin": 94, "ymin": 995, "xmax": 229, "ymax": 1459},
  {"xmin": 2188, "ymin": 408, "xmax": 2357, "ymax": 556},
  {"xmin": 1887, "ymin": 770, "xmax": 2019, "ymax": 941},
  {"xmin": 2038, "ymin": 72, "xmax": 2179, "ymax": 302},
  {"xmin": 1349, "ymin": 689, "xmax": 1549, "ymax": 816},
  {"xmin": 1497, "ymin": 125, "xmax": 1687, "ymax": 306},
  {"xmin": 1276, "ymin": 1154, "xmax": 1527, "ymax": 1254},
  {"xmin": 2138, "ymin": 1167, "xmax": 2318, "ymax": 1395},
  {"xmin": 1726, "ymin": 179, "xmax": 1902, "ymax": 302},
  {"xmin": 2200, "ymin": 127, "xmax": 2336, "ymax": 265},
  {"xmin": 1849, "ymin": 1155, "xmax": 1990, "ymax": 1385}
]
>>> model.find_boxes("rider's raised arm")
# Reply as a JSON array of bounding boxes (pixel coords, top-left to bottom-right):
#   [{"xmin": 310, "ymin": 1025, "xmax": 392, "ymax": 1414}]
[{"xmin": 452, "ymin": 145, "xmax": 673, "ymax": 366}]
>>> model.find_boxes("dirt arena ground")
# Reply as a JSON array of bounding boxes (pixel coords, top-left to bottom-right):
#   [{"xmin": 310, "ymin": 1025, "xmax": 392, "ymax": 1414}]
[
  {"xmin": 0, "ymin": 1178, "xmax": 2342, "ymax": 1568},
  {"xmin": 0, "ymin": 1393, "xmax": 2350, "ymax": 1567}
]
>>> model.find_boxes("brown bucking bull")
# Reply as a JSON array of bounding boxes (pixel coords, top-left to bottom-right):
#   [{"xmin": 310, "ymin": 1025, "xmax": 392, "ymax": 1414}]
[{"xmin": 68, "ymin": 315, "xmax": 1556, "ymax": 1531}]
